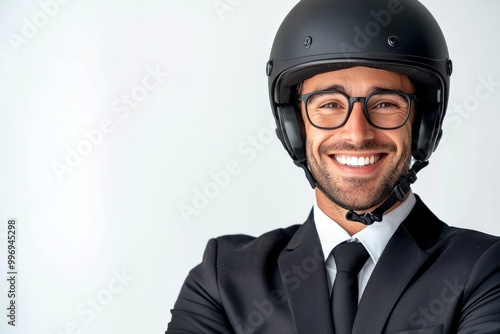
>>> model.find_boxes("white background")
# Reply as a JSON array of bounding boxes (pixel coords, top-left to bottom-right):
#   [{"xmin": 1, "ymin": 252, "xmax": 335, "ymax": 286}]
[{"xmin": 0, "ymin": 0, "xmax": 499, "ymax": 333}]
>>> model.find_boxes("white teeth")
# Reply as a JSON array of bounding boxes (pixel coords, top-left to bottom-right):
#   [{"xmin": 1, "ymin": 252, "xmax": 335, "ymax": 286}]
[{"xmin": 335, "ymin": 155, "xmax": 381, "ymax": 167}]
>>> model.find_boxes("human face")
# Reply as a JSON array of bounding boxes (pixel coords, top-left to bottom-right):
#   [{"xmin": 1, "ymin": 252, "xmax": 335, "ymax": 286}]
[{"xmin": 300, "ymin": 67, "xmax": 415, "ymax": 211}]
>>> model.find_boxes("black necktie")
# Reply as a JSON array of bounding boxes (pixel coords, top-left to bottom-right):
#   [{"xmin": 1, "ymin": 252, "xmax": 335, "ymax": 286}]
[{"xmin": 331, "ymin": 242, "xmax": 369, "ymax": 334}]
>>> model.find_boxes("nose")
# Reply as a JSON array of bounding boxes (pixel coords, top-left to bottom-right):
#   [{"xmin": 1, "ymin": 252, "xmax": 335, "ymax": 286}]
[{"xmin": 338, "ymin": 102, "xmax": 375, "ymax": 145}]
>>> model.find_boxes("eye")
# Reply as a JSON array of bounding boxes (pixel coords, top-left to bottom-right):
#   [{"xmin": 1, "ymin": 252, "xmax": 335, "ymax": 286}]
[
  {"xmin": 368, "ymin": 93, "xmax": 408, "ymax": 111},
  {"xmin": 374, "ymin": 101, "xmax": 398, "ymax": 109},
  {"xmin": 321, "ymin": 102, "xmax": 342, "ymax": 109},
  {"xmin": 307, "ymin": 92, "xmax": 348, "ymax": 112}
]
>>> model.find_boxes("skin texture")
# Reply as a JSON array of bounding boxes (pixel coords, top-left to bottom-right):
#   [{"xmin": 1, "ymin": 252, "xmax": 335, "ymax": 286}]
[{"xmin": 300, "ymin": 67, "xmax": 416, "ymax": 235}]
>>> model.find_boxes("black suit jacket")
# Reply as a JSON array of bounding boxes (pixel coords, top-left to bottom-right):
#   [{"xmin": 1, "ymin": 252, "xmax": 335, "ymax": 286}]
[{"xmin": 167, "ymin": 197, "xmax": 500, "ymax": 333}]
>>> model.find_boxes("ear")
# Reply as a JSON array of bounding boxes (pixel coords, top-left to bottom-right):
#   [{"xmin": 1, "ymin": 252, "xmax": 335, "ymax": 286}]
[{"xmin": 275, "ymin": 104, "xmax": 307, "ymax": 163}]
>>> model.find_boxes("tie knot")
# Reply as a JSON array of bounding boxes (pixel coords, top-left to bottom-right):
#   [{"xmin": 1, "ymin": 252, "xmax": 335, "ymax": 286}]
[{"xmin": 332, "ymin": 242, "xmax": 369, "ymax": 274}]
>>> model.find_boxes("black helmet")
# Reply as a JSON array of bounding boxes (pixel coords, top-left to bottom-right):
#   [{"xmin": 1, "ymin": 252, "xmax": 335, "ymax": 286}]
[{"xmin": 267, "ymin": 0, "xmax": 452, "ymax": 169}]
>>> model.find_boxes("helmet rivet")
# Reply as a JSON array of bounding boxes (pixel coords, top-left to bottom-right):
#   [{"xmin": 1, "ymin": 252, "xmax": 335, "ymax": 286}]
[
  {"xmin": 388, "ymin": 35, "xmax": 399, "ymax": 47},
  {"xmin": 266, "ymin": 60, "xmax": 273, "ymax": 76},
  {"xmin": 303, "ymin": 36, "xmax": 312, "ymax": 49}
]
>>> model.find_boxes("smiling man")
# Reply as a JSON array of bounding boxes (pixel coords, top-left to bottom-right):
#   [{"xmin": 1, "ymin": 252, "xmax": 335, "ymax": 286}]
[
  {"xmin": 166, "ymin": 0, "xmax": 500, "ymax": 333},
  {"xmin": 300, "ymin": 67, "xmax": 416, "ymax": 236}
]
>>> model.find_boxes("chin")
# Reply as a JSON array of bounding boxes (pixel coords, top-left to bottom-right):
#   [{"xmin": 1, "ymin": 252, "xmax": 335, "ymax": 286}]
[{"xmin": 323, "ymin": 182, "xmax": 393, "ymax": 211}]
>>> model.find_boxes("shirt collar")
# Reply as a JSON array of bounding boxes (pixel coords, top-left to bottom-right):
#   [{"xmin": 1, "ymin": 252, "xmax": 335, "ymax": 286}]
[{"xmin": 314, "ymin": 192, "xmax": 416, "ymax": 265}]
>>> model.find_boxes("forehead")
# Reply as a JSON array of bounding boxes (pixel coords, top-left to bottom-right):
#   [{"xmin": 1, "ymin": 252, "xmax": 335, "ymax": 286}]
[{"xmin": 301, "ymin": 66, "xmax": 414, "ymax": 94}]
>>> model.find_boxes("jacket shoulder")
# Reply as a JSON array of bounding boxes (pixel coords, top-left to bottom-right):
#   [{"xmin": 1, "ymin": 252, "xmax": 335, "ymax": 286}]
[
  {"xmin": 439, "ymin": 224, "xmax": 500, "ymax": 253},
  {"xmin": 213, "ymin": 224, "xmax": 302, "ymax": 259},
  {"xmin": 404, "ymin": 196, "xmax": 500, "ymax": 254}
]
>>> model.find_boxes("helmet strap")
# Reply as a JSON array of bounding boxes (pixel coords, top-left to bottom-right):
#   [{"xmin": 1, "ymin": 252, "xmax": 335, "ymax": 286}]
[
  {"xmin": 345, "ymin": 160, "xmax": 429, "ymax": 225},
  {"xmin": 296, "ymin": 158, "xmax": 429, "ymax": 226}
]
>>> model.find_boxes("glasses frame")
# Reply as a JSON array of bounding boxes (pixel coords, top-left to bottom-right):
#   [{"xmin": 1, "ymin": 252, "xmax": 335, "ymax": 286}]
[{"xmin": 299, "ymin": 90, "xmax": 417, "ymax": 130}]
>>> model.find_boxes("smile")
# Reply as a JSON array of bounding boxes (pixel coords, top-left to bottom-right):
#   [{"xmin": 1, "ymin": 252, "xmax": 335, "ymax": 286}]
[{"xmin": 334, "ymin": 154, "xmax": 382, "ymax": 167}]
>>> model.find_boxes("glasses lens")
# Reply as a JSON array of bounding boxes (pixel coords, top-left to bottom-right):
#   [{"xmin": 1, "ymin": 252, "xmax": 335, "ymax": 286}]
[
  {"xmin": 306, "ymin": 92, "xmax": 349, "ymax": 128},
  {"xmin": 366, "ymin": 92, "xmax": 410, "ymax": 129}
]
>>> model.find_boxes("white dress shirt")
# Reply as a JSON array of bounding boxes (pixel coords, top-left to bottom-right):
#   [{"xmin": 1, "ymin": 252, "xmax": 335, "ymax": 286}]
[{"xmin": 314, "ymin": 192, "xmax": 416, "ymax": 301}]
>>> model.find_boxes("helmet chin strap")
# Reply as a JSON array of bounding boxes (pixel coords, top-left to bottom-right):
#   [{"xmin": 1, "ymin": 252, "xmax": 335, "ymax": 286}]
[
  {"xmin": 345, "ymin": 160, "xmax": 429, "ymax": 225},
  {"xmin": 295, "ymin": 159, "xmax": 429, "ymax": 226}
]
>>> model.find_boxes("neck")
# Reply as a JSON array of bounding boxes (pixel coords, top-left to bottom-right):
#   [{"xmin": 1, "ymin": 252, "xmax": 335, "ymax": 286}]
[{"xmin": 315, "ymin": 188, "xmax": 409, "ymax": 236}]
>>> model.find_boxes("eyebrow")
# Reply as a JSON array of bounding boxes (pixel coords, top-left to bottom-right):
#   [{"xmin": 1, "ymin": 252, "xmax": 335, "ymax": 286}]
[
  {"xmin": 309, "ymin": 84, "xmax": 410, "ymax": 94},
  {"xmin": 312, "ymin": 84, "xmax": 345, "ymax": 92}
]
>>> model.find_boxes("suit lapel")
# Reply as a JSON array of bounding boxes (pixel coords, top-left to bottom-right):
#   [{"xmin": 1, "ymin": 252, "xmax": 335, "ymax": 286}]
[
  {"xmin": 278, "ymin": 211, "xmax": 335, "ymax": 334},
  {"xmin": 353, "ymin": 196, "xmax": 444, "ymax": 334}
]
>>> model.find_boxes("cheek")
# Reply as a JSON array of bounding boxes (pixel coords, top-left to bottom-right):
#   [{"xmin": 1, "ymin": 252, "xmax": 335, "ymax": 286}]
[
  {"xmin": 394, "ymin": 125, "xmax": 413, "ymax": 151},
  {"xmin": 305, "ymin": 127, "xmax": 331, "ymax": 152},
  {"xmin": 301, "ymin": 112, "xmax": 333, "ymax": 149},
  {"xmin": 373, "ymin": 125, "xmax": 411, "ymax": 153},
  {"xmin": 304, "ymin": 130, "xmax": 319, "ymax": 156}
]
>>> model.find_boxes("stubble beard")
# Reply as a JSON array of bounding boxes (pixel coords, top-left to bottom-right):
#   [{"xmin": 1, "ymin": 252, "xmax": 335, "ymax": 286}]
[{"xmin": 307, "ymin": 139, "xmax": 412, "ymax": 211}]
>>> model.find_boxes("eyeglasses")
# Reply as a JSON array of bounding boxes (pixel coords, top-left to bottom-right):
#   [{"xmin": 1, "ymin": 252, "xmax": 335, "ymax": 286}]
[{"xmin": 299, "ymin": 90, "xmax": 417, "ymax": 130}]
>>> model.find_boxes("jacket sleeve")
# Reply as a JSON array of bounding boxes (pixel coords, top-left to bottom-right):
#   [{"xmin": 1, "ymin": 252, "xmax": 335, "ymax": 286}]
[
  {"xmin": 166, "ymin": 238, "xmax": 234, "ymax": 334},
  {"xmin": 457, "ymin": 240, "xmax": 500, "ymax": 333}
]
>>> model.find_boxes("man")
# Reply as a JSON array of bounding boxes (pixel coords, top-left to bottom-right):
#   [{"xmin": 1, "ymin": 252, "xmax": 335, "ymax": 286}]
[{"xmin": 167, "ymin": 0, "xmax": 500, "ymax": 333}]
